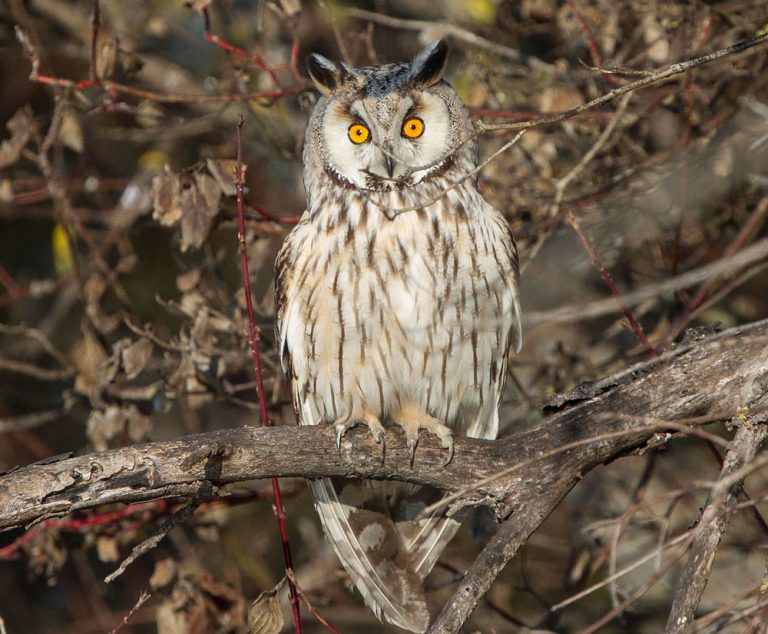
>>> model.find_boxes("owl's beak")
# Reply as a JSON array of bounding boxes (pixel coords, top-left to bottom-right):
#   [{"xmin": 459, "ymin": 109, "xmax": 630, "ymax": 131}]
[{"xmin": 383, "ymin": 153, "xmax": 395, "ymax": 178}]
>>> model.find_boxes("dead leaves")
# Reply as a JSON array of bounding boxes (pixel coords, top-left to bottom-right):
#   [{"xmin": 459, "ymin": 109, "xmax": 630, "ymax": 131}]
[
  {"xmin": 86, "ymin": 404, "xmax": 152, "ymax": 451},
  {"xmin": 247, "ymin": 580, "xmax": 285, "ymax": 634},
  {"xmin": 0, "ymin": 106, "xmax": 35, "ymax": 169},
  {"xmin": 152, "ymin": 160, "xmax": 241, "ymax": 252}
]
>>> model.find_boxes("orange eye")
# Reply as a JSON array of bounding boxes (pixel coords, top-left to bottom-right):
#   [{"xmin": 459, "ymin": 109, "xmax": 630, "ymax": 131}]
[
  {"xmin": 348, "ymin": 123, "xmax": 370, "ymax": 144},
  {"xmin": 402, "ymin": 116, "xmax": 424, "ymax": 139}
]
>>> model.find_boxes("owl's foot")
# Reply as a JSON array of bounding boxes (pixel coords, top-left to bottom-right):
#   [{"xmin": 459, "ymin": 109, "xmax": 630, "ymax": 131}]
[
  {"xmin": 393, "ymin": 405, "xmax": 454, "ymax": 467},
  {"xmin": 333, "ymin": 412, "xmax": 386, "ymax": 460}
]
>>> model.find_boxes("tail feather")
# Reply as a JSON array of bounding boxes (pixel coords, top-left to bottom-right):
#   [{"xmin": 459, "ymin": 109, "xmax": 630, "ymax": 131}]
[{"xmin": 310, "ymin": 478, "xmax": 431, "ymax": 633}]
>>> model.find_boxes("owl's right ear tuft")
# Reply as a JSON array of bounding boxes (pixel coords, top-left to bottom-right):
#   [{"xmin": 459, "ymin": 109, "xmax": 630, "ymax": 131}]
[{"xmin": 306, "ymin": 53, "xmax": 348, "ymax": 95}]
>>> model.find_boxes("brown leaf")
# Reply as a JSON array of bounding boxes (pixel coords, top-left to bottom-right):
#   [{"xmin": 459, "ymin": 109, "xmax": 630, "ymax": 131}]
[
  {"xmin": 57, "ymin": 109, "xmax": 84, "ymax": 153},
  {"xmin": 86, "ymin": 406, "xmax": 126, "ymax": 451},
  {"xmin": 176, "ymin": 269, "xmax": 201, "ymax": 293},
  {"xmin": 0, "ymin": 106, "xmax": 34, "ymax": 169},
  {"xmin": 150, "ymin": 558, "xmax": 178, "ymax": 590},
  {"xmin": 206, "ymin": 158, "xmax": 238, "ymax": 196},
  {"xmin": 247, "ymin": 580, "xmax": 285, "ymax": 634},
  {"xmin": 0, "ymin": 179, "xmax": 12, "ymax": 203},
  {"xmin": 83, "ymin": 273, "xmax": 120, "ymax": 335},
  {"xmin": 121, "ymin": 337, "xmax": 153, "ymax": 379},
  {"xmin": 71, "ymin": 328, "xmax": 108, "ymax": 393},
  {"xmin": 95, "ymin": 35, "xmax": 117, "ymax": 80},
  {"xmin": 152, "ymin": 171, "xmax": 182, "ymax": 227},
  {"xmin": 179, "ymin": 174, "xmax": 221, "ymax": 252},
  {"xmin": 86, "ymin": 404, "xmax": 151, "ymax": 450},
  {"xmin": 96, "ymin": 536, "xmax": 120, "ymax": 563},
  {"xmin": 126, "ymin": 405, "xmax": 152, "ymax": 442}
]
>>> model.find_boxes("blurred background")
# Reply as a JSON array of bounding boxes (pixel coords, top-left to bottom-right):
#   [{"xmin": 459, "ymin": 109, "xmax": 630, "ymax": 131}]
[{"xmin": 1, "ymin": 0, "xmax": 768, "ymax": 632}]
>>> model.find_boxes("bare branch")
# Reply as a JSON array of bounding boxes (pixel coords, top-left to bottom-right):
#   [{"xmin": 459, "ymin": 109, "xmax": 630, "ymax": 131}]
[{"xmin": 666, "ymin": 418, "xmax": 768, "ymax": 632}]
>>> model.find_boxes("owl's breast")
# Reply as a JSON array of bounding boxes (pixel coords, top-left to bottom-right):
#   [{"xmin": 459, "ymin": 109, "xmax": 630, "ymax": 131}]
[{"xmin": 279, "ymin": 190, "xmax": 519, "ymax": 437}]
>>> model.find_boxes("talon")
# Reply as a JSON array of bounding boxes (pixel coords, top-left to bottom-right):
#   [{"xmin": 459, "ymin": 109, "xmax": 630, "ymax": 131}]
[
  {"xmin": 408, "ymin": 438, "xmax": 417, "ymax": 467},
  {"xmin": 444, "ymin": 439, "xmax": 454, "ymax": 466},
  {"xmin": 335, "ymin": 425, "xmax": 344, "ymax": 452}
]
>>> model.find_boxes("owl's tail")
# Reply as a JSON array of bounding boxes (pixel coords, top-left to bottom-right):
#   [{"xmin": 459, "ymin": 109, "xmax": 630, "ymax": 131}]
[{"xmin": 310, "ymin": 478, "xmax": 459, "ymax": 633}]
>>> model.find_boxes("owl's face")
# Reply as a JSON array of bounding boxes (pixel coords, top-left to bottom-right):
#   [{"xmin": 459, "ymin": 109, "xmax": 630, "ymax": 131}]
[{"xmin": 304, "ymin": 41, "xmax": 474, "ymax": 193}]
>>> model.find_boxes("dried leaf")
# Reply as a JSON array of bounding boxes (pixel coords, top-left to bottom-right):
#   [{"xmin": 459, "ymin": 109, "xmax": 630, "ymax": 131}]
[
  {"xmin": 247, "ymin": 580, "xmax": 285, "ymax": 634},
  {"xmin": 71, "ymin": 328, "xmax": 108, "ymax": 393},
  {"xmin": 86, "ymin": 406, "xmax": 126, "ymax": 451},
  {"xmin": 152, "ymin": 171, "xmax": 182, "ymax": 227},
  {"xmin": 126, "ymin": 406, "xmax": 152, "ymax": 442},
  {"xmin": 179, "ymin": 174, "xmax": 221, "ymax": 252},
  {"xmin": 278, "ymin": 0, "xmax": 301, "ymax": 18},
  {"xmin": 150, "ymin": 558, "xmax": 178, "ymax": 590},
  {"xmin": 96, "ymin": 536, "xmax": 120, "ymax": 563},
  {"xmin": 84, "ymin": 273, "xmax": 120, "ymax": 334},
  {"xmin": 176, "ymin": 269, "xmax": 201, "ymax": 293},
  {"xmin": 169, "ymin": 353, "xmax": 212, "ymax": 408},
  {"xmin": 57, "ymin": 109, "xmax": 84, "ymax": 153},
  {"xmin": 0, "ymin": 106, "xmax": 34, "ymax": 169},
  {"xmin": 538, "ymin": 85, "xmax": 584, "ymax": 113},
  {"xmin": 121, "ymin": 337, "xmax": 153, "ymax": 379},
  {"xmin": 95, "ymin": 36, "xmax": 117, "ymax": 80},
  {"xmin": 642, "ymin": 13, "xmax": 670, "ymax": 65},
  {"xmin": 86, "ymin": 404, "xmax": 151, "ymax": 450},
  {"xmin": 206, "ymin": 158, "xmax": 238, "ymax": 196},
  {"xmin": 0, "ymin": 179, "xmax": 12, "ymax": 203}
]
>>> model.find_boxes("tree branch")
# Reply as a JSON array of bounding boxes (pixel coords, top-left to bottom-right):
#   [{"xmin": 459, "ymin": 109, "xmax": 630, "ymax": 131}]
[
  {"xmin": 665, "ymin": 416, "xmax": 768, "ymax": 632},
  {"xmin": 2, "ymin": 320, "xmax": 768, "ymax": 630}
]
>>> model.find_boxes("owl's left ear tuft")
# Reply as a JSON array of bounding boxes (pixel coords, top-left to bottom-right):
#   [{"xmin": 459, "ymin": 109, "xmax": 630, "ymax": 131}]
[
  {"xmin": 408, "ymin": 39, "xmax": 449, "ymax": 87},
  {"xmin": 306, "ymin": 53, "xmax": 353, "ymax": 95}
]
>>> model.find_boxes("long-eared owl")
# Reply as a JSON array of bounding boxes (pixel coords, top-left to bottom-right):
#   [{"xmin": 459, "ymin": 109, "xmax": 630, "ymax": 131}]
[{"xmin": 275, "ymin": 40, "xmax": 522, "ymax": 632}]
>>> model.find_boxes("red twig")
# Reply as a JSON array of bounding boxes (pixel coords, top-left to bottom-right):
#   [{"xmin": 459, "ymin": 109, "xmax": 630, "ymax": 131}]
[
  {"xmin": 201, "ymin": 8, "xmax": 281, "ymax": 86},
  {"xmin": 286, "ymin": 570, "xmax": 342, "ymax": 634},
  {"xmin": 566, "ymin": 210, "xmax": 658, "ymax": 357},
  {"xmin": 246, "ymin": 202, "xmax": 301, "ymax": 225},
  {"xmin": 235, "ymin": 116, "xmax": 302, "ymax": 633},
  {"xmin": 565, "ymin": 0, "xmax": 622, "ymax": 86}
]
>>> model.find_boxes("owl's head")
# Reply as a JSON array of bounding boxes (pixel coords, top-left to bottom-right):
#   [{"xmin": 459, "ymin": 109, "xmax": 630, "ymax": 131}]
[{"xmin": 303, "ymin": 40, "xmax": 475, "ymax": 194}]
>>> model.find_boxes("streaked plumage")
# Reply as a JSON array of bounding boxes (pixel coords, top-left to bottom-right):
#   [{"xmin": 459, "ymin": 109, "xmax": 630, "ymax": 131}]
[{"xmin": 274, "ymin": 40, "xmax": 521, "ymax": 632}]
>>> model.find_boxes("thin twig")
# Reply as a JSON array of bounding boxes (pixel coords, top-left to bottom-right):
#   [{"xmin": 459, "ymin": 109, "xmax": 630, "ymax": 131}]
[
  {"xmin": 108, "ymin": 589, "xmax": 151, "ymax": 634},
  {"xmin": 235, "ymin": 117, "xmax": 302, "ymax": 633},
  {"xmin": 105, "ymin": 500, "xmax": 199, "ymax": 583},
  {"xmin": 566, "ymin": 209, "xmax": 659, "ymax": 356}
]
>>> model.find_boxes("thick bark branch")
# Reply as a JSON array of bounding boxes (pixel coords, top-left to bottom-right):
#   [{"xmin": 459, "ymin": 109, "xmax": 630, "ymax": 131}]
[
  {"xmin": 2, "ymin": 319, "xmax": 768, "ymax": 631},
  {"xmin": 665, "ymin": 417, "xmax": 768, "ymax": 632}
]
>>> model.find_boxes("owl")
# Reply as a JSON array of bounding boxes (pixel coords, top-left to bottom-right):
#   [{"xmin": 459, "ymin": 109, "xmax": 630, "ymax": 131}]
[{"xmin": 274, "ymin": 40, "xmax": 522, "ymax": 632}]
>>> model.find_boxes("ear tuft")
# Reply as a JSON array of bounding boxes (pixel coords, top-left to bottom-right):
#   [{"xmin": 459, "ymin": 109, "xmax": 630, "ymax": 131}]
[
  {"xmin": 306, "ymin": 53, "xmax": 341, "ymax": 95},
  {"xmin": 408, "ymin": 39, "xmax": 449, "ymax": 87}
]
